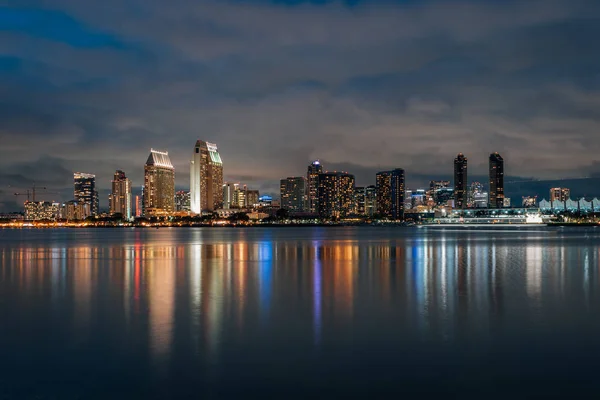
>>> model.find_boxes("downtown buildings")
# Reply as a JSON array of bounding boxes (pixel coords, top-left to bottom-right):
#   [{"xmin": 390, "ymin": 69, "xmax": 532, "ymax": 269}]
[
  {"xmin": 74, "ymin": 172, "xmax": 99, "ymax": 216},
  {"xmin": 317, "ymin": 172, "xmax": 355, "ymax": 219},
  {"xmin": 307, "ymin": 161, "xmax": 323, "ymax": 213},
  {"xmin": 489, "ymin": 152, "xmax": 505, "ymax": 208},
  {"xmin": 454, "ymin": 153, "xmax": 468, "ymax": 209},
  {"xmin": 280, "ymin": 177, "xmax": 307, "ymax": 212},
  {"xmin": 109, "ymin": 170, "xmax": 132, "ymax": 220},
  {"xmin": 550, "ymin": 187, "xmax": 570, "ymax": 203},
  {"xmin": 376, "ymin": 169, "xmax": 405, "ymax": 219},
  {"xmin": 190, "ymin": 140, "xmax": 224, "ymax": 214},
  {"xmin": 144, "ymin": 149, "xmax": 175, "ymax": 216}
]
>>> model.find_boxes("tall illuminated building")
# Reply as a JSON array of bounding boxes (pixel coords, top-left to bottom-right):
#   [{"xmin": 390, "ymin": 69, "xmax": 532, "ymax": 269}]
[
  {"xmin": 354, "ymin": 185, "xmax": 377, "ymax": 216},
  {"xmin": 280, "ymin": 177, "xmax": 306, "ymax": 212},
  {"xmin": 223, "ymin": 182, "xmax": 239, "ymax": 209},
  {"xmin": 317, "ymin": 172, "xmax": 355, "ymax": 219},
  {"xmin": 246, "ymin": 190, "xmax": 260, "ymax": 209},
  {"xmin": 550, "ymin": 187, "xmax": 570, "ymax": 203},
  {"xmin": 376, "ymin": 168, "xmax": 405, "ymax": 219},
  {"xmin": 307, "ymin": 161, "xmax": 323, "ymax": 213},
  {"xmin": 109, "ymin": 170, "xmax": 132, "ymax": 220},
  {"xmin": 190, "ymin": 140, "xmax": 224, "ymax": 214},
  {"xmin": 454, "ymin": 153, "xmax": 468, "ymax": 209},
  {"xmin": 489, "ymin": 152, "xmax": 504, "ymax": 208},
  {"xmin": 74, "ymin": 172, "xmax": 98, "ymax": 216},
  {"xmin": 144, "ymin": 149, "xmax": 175, "ymax": 216},
  {"xmin": 135, "ymin": 195, "xmax": 142, "ymax": 217}
]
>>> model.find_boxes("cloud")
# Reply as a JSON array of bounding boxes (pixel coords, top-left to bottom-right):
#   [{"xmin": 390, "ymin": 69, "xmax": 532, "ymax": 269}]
[{"xmin": 0, "ymin": 0, "xmax": 600, "ymax": 210}]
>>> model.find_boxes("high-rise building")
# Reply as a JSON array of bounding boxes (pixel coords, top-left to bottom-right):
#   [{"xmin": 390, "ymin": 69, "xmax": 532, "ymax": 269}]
[
  {"xmin": 307, "ymin": 161, "xmax": 323, "ymax": 213},
  {"xmin": 233, "ymin": 184, "xmax": 247, "ymax": 209},
  {"xmin": 135, "ymin": 195, "xmax": 142, "ymax": 217},
  {"xmin": 317, "ymin": 172, "xmax": 355, "ymax": 219},
  {"xmin": 144, "ymin": 149, "xmax": 175, "ymax": 216},
  {"xmin": 190, "ymin": 140, "xmax": 224, "ymax": 214},
  {"xmin": 454, "ymin": 153, "xmax": 468, "ymax": 209},
  {"xmin": 109, "ymin": 170, "xmax": 132, "ymax": 220},
  {"xmin": 550, "ymin": 187, "xmax": 570, "ymax": 203},
  {"xmin": 376, "ymin": 168, "xmax": 405, "ymax": 219},
  {"xmin": 280, "ymin": 177, "xmax": 307, "ymax": 212},
  {"xmin": 354, "ymin": 185, "xmax": 377, "ymax": 216},
  {"xmin": 223, "ymin": 182, "xmax": 239, "ymax": 209},
  {"xmin": 74, "ymin": 172, "xmax": 99, "ymax": 216},
  {"xmin": 24, "ymin": 201, "xmax": 60, "ymax": 221},
  {"xmin": 175, "ymin": 191, "xmax": 191, "ymax": 212},
  {"xmin": 246, "ymin": 190, "xmax": 260, "ymax": 208},
  {"xmin": 489, "ymin": 152, "xmax": 505, "ymax": 208}
]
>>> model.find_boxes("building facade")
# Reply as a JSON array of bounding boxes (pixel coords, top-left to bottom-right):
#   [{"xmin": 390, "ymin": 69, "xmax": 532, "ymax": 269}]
[
  {"xmin": 354, "ymin": 185, "xmax": 377, "ymax": 216},
  {"xmin": 24, "ymin": 201, "xmax": 60, "ymax": 221},
  {"xmin": 317, "ymin": 172, "xmax": 355, "ymax": 219},
  {"xmin": 550, "ymin": 187, "xmax": 570, "ymax": 203},
  {"xmin": 489, "ymin": 152, "xmax": 505, "ymax": 208},
  {"xmin": 175, "ymin": 191, "xmax": 191, "ymax": 212},
  {"xmin": 74, "ymin": 172, "xmax": 99, "ymax": 216},
  {"xmin": 223, "ymin": 182, "xmax": 239, "ymax": 209},
  {"xmin": 307, "ymin": 161, "xmax": 323, "ymax": 214},
  {"xmin": 190, "ymin": 140, "xmax": 224, "ymax": 214},
  {"xmin": 280, "ymin": 177, "xmax": 307, "ymax": 212},
  {"xmin": 144, "ymin": 149, "xmax": 175, "ymax": 216},
  {"xmin": 246, "ymin": 190, "xmax": 260, "ymax": 209},
  {"xmin": 454, "ymin": 153, "xmax": 468, "ymax": 209},
  {"xmin": 60, "ymin": 200, "xmax": 90, "ymax": 220},
  {"xmin": 376, "ymin": 168, "xmax": 405, "ymax": 219},
  {"xmin": 109, "ymin": 170, "xmax": 132, "ymax": 220}
]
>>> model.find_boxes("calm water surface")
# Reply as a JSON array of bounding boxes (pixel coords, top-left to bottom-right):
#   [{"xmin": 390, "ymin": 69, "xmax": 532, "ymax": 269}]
[{"xmin": 1, "ymin": 227, "xmax": 600, "ymax": 398}]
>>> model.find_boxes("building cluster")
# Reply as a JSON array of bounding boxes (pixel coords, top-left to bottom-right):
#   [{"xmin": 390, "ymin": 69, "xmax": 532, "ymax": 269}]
[
  {"xmin": 277, "ymin": 152, "xmax": 511, "ymax": 220},
  {"xmin": 20, "ymin": 140, "xmax": 271, "ymax": 221},
  {"xmin": 16, "ymin": 143, "xmax": 598, "ymax": 222}
]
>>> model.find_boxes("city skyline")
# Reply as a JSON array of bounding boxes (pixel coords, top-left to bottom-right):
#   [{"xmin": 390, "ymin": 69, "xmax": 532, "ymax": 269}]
[
  {"xmin": 5, "ymin": 148, "xmax": 600, "ymax": 214},
  {"xmin": 1, "ymin": 0, "xmax": 599, "ymax": 212}
]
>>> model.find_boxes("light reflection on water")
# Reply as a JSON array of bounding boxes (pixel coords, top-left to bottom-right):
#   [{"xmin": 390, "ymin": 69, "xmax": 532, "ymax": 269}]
[{"xmin": 1, "ymin": 227, "xmax": 600, "ymax": 397}]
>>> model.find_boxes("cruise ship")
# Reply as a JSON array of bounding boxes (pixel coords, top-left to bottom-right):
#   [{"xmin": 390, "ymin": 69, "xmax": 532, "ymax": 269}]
[{"xmin": 420, "ymin": 208, "xmax": 548, "ymax": 228}]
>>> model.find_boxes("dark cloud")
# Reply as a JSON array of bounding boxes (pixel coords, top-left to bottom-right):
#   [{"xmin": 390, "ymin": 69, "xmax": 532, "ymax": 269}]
[{"xmin": 1, "ymin": 0, "xmax": 600, "ymax": 211}]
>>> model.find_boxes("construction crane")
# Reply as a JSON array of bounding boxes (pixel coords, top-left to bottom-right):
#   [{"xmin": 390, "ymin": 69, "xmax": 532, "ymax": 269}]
[{"xmin": 13, "ymin": 183, "xmax": 57, "ymax": 202}]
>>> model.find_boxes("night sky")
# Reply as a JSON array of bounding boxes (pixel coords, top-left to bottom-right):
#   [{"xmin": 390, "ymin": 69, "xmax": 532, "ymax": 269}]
[{"xmin": 1, "ymin": 0, "xmax": 600, "ymax": 211}]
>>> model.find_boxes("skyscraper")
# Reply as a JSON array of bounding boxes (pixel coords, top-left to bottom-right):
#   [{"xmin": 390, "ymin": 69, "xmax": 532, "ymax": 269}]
[
  {"xmin": 376, "ymin": 168, "xmax": 405, "ymax": 219},
  {"xmin": 354, "ymin": 185, "xmax": 377, "ymax": 216},
  {"xmin": 317, "ymin": 172, "xmax": 355, "ymax": 219},
  {"xmin": 144, "ymin": 149, "xmax": 175, "ymax": 216},
  {"xmin": 246, "ymin": 190, "xmax": 260, "ymax": 208},
  {"xmin": 109, "ymin": 170, "xmax": 132, "ymax": 220},
  {"xmin": 74, "ymin": 172, "xmax": 99, "ymax": 216},
  {"xmin": 454, "ymin": 153, "xmax": 468, "ymax": 209},
  {"xmin": 280, "ymin": 177, "xmax": 306, "ymax": 212},
  {"xmin": 307, "ymin": 161, "xmax": 323, "ymax": 213},
  {"xmin": 190, "ymin": 140, "xmax": 224, "ymax": 214},
  {"xmin": 489, "ymin": 152, "xmax": 505, "ymax": 209},
  {"xmin": 223, "ymin": 182, "xmax": 239, "ymax": 209}
]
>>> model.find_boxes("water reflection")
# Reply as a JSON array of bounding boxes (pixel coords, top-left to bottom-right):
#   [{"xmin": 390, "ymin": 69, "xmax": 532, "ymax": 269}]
[{"xmin": 1, "ymin": 228, "xmax": 600, "ymax": 377}]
